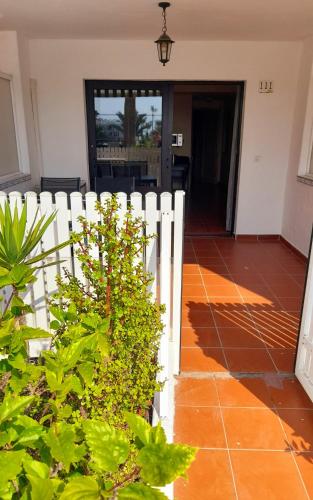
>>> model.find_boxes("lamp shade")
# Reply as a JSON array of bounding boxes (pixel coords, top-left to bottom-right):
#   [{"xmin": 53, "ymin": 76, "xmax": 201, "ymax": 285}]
[{"xmin": 155, "ymin": 32, "xmax": 174, "ymax": 66}]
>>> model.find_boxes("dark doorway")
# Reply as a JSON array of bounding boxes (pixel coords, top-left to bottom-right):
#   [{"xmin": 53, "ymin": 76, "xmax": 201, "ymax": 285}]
[{"xmin": 172, "ymin": 83, "xmax": 244, "ymax": 236}]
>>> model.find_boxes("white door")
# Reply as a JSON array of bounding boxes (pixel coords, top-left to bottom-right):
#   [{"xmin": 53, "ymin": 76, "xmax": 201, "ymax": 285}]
[{"xmin": 295, "ymin": 231, "xmax": 313, "ymax": 400}]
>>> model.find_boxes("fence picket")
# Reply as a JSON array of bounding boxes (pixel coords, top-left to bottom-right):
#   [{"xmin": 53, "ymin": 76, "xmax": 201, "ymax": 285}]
[
  {"xmin": 85, "ymin": 192, "xmax": 99, "ymax": 260},
  {"xmin": 0, "ymin": 191, "xmax": 7, "ymax": 210},
  {"xmin": 40, "ymin": 192, "xmax": 58, "ymax": 299},
  {"xmin": 172, "ymin": 191, "xmax": 185, "ymax": 375},
  {"xmin": 55, "ymin": 193, "xmax": 72, "ymax": 275},
  {"xmin": 70, "ymin": 192, "xmax": 85, "ymax": 283},
  {"xmin": 116, "ymin": 192, "xmax": 127, "ymax": 231},
  {"xmin": 23, "ymin": 192, "xmax": 36, "ymax": 328},
  {"xmin": 145, "ymin": 192, "xmax": 158, "ymax": 300},
  {"xmin": 0, "ymin": 192, "xmax": 9, "ymax": 312},
  {"xmin": 159, "ymin": 192, "xmax": 172, "ymax": 420},
  {"xmin": 99, "ymin": 192, "xmax": 112, "ymax": 268},
  {"xmin": 100, "ymin": 192, "xmax": 112, "ymax": 207},
  {"xmin": 9, "ymin": 191, "xmax": 23, "ymax": 213},
  {"xmin": 130, "ymin": 192, "xmax": 143, "ymax": 265},
  {"xmin": 25, "ymin": 191, "xmax": 48, "ymax": 329}
]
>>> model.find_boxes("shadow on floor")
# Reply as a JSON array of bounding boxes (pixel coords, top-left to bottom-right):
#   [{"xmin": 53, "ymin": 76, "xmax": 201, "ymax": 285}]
[{"xmin": 175, "ymin": 237, "xmax": 312, "ymax": 499}]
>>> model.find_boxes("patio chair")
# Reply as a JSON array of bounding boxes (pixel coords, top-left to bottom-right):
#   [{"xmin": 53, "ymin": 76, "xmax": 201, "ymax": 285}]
[
  {"xmin": 40, "ymin": 177, "xmax": 83, "ymax": 194},
  {"xmin": 112, "ymin": 163, "xmax": 131, "ymax": 178},
  {"xmin": 128, "ymin": 161, "xmax": 157, "ymax": 187},
  {"xmin": 171, "ymin": 155, "xmax": 190, "ymax": 191},
  {"xmin": 94, "ymin": 176, "xmax": 135, "ymax": 195},
  {"xmin": 95, "ymin": 160, "xmax": 113, "ymax": 178}
]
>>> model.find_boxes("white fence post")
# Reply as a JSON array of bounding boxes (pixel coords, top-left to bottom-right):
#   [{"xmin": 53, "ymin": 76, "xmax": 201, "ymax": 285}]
[
  {"xmin": 172, "ymin": 191, "xmax": 185, "ymax": 375},
  {"xmin": 145, "ymin": 192, "xmax": 158, "ymax": 300},
  {"xmin": 25, "ymin": 191, "xmax": 49, "ymax": 332},
  {"xmin": 55, "ymin": 193, "xmax": 72, "ymax": 275},
  {"xmin": 130, "ymin": 192, "xmax": 143, "ymax": 266},
  {"xmin": 159, "ymin": 192, "xmax": 172, "ymax": 424},
  {"xmin": 70, "ymin": 192, "xmax": 85, "ymax": 283},
  {"xmin": 85, "ymin": 192, "xmax": 99, "ymax": 261}
]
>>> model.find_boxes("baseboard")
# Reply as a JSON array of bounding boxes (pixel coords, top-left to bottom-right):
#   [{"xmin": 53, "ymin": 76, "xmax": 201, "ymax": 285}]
[
  {"xmin": 234, "ymin": 234, "xmax": 307, "ymax": 262},
  {"xmin": 280, "ymin": 236, "xmax": 308, "ymax": 262},
  {"xmin": 235, "ymin": 234, "xmax": 280, "ymax": 241}
]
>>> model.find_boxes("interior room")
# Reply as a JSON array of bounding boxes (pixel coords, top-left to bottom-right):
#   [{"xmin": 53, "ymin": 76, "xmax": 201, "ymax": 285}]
[{"xmin": 172, "ymin": 83, "xmax": 243, "ymax": 236}]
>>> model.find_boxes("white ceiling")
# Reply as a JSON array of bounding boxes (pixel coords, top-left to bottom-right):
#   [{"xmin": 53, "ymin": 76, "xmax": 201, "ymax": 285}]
[{"xmin": 0, "ymin": 0, "xmax": 312, "ymax": 41}]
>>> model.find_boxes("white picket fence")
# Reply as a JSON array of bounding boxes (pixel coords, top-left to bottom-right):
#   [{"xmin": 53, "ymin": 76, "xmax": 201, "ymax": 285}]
[{"xmin": 0, "ymin": 189, "xmax": 184, "ymax": 435}]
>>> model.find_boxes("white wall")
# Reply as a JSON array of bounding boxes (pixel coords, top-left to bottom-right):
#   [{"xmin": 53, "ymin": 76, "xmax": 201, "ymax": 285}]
[
  {"xmin": 16, "ymin": 34, "xmax": 42, "ymax": 187},
  {"xmin": 28, "ymin": 39, "xmax": 301, "ymax": 234},
  {"xmin": 0, "ymin": 32, "xmax": 30, "ymax": 175},
  {"xmin": 282, "ymin": 37, "xmax": 313, "ymax": 256}
]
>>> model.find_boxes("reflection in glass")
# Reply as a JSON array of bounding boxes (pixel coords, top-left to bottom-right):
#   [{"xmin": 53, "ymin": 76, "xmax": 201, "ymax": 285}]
[{"xmin": 94, "ymin": 94, "xmax": 162, "ymax": 186}]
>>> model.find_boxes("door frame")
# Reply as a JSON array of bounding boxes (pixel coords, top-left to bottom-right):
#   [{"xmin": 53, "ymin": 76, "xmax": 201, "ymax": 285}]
[
  {"xmin": 226, "ymin": 83, "xmax": 245, "ymax": 233},
  {"xmin": 172, "ymin": 80, "xmax": 245, "ymax": 235},
  {"xmin": 85, "ymin": 79, "xmax": 245, "ymax": 232},
  {"xmin": 85, "ymin": 80, "xmax": 173, "ymax": 191}
]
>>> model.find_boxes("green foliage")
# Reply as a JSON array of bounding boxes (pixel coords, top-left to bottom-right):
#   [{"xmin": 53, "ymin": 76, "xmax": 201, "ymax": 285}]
[
  {"xmin": 0, "ymin": 197, "xmax": 197, "ymax": 499},
  {"xmin": 0, "ymin": 394, "xmax": 196, "ymax": 498},
  {"xmin": 51, "ymin": 197, "xmax": 164, "ymax": 424},
  {"xmin": 0, "ymin": 201, "xmax": 69, "ymax": 322}
]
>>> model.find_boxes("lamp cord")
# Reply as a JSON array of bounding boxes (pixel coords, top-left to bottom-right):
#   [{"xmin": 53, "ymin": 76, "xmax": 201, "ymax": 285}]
[{"xmin": 162, "ymin": 7, "xmax": 167, "ymax": 34}]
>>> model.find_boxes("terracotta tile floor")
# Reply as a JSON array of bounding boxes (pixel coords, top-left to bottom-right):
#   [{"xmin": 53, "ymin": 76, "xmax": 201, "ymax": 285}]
[{"xmin": 174, "ymin": 237, "xmax": 313, "ymax": 499}]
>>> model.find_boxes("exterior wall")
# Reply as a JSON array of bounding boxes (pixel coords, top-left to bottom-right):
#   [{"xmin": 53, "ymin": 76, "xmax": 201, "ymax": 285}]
[
  {"xmin": 282, "ymin": 37, "xmax": 313, "ymax": 256},
  {"xmin": 16, "ymin": 34, "xmax": 42, "ymax": 188},
  {"xmin": 28, "ymin": 39, "xmax": 301, "ymax": 234},
  {"xmin": 0, "ymin": 32, "xmax": 30, "ymax": 180},
  {"xmin": 0, "ymin": 32, "xmax": 39, "ymax": 192}
]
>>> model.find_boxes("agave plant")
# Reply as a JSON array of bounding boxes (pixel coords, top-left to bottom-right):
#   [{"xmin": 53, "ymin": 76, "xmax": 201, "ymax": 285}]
[{"xmin": 0, "ymin": 201, "xmax": 69, "ymax": 315}]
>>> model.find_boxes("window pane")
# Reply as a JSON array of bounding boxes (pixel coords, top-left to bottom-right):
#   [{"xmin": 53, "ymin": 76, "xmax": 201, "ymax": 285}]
[
  {"xmin": 94, "ymin": 92, "xmax": 162, "ymax": 186},
  {"xmin": 0, "ymin": 77, "xmax": 19, "ymax": 176}
]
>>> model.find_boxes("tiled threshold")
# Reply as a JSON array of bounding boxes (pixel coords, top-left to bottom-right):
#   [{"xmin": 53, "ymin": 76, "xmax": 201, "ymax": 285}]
[{"xmin": 174, "ymin": 237, "xmax": 311, "ymax": 499}]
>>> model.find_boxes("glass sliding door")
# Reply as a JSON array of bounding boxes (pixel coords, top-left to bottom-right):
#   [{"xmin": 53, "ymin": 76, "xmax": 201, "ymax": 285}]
[{"xmin": 85, "ymin": 82, "xmax": 173, "ymax": 191}]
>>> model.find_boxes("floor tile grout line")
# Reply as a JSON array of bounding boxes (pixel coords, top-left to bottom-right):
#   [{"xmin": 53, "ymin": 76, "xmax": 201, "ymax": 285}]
[
  {"xmin": 273, "ymin": 406, "xmax": 311, "ymax": 498},
  {"xmin": 232, "ymin": 272, "xmax": 282, "ymax": 372},
  {"xmin": 192, "ymin": 238, "xmax": 229, "ymax": 368},
  {"xmin": 185, "ymin": 239, "xmax": 237, "ymax": 497},
  {"xmin": 214, "ymin": 368, "xmax": 239, "ymax": 500},
  {"xmin": 179, "ymin": 371, "xmax": 297, "ymax": 379},
  {"xmin": 213, "ymin": 240, "xmax": 277, "ymax": 370},
  {"xmin": 194, "ymin": 248, "xmax": 304, "ymax": 390},
  {"xmin": 180, "ymin": 238, "xmax": 308, "ymax": 497},
  {"xmin": 191, "ymin": 446, "xmax": 313, "ymax": 452},
  {"xmin": 175, "ymin": 403, "xmax": 313, "ymax": 410},
  {"xmin": 213, "ymin": 239, "xmax": 243, "ymax": 500},
  {"xmin": 265, "ymin": 279, "xmax": 303, "ymax": 313},
  {"xmin": 181, "ymin": 346, "xmax": 296, "ymax": 351}
]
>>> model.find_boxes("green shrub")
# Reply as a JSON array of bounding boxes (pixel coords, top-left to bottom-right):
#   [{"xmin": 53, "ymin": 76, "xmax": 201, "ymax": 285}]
[
  {"xmin": 0, "ymin": 199, "xmax": 197, "ymax": 499},
  {"xmin": 50, "ymin": 197, "xmax": 164, "ymax": 424}
]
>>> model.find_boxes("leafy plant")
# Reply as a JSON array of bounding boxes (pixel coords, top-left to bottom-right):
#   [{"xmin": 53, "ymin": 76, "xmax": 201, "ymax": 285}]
[
  {"xmin": 0, "ymin": 393, "xmax": 196, "ymax": 498},
  {"xmin": 51, "ymin": 197, "xmax": 164, "ymax": 424},
  {"xmin": 0, "ymin": 201, "xmax": 69, "ymax": 321},
  {"xmin": 0, "ymin": 197, "xmax": 197, "ymax": 499}
]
